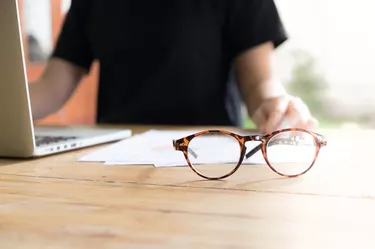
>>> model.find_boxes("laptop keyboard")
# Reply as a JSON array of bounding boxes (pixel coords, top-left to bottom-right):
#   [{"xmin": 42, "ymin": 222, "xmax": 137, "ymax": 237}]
[{"xmin": 35, "ymin": 135, "xmax": 78, "ymax": 147}]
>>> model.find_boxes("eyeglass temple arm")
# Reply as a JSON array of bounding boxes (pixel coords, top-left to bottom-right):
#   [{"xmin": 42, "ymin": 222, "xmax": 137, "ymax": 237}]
[
  {"xmin": 245, "ymin": 144, "xmax": 262, "ymax": 159},
  {"xmin": 173, "ymin": 140, "xmax": 199, "ymax": 158},
  {"xmin": 244, "ymin": 138, "xmax": 296, "ymax": 159},
  {"xmin": 245, "ymin": 138, "xmax": 293, "ymax": 159},
  {"xmin": 187, "ymin": 148, "xmax": 198, "ymax": 158},
  {"xmin": 245, "ymin": 135, "xmax": 328, "ymax": 159},
  {"xmin": 317, "ymin": 134, "xmax": 328, "ymax": 147}
]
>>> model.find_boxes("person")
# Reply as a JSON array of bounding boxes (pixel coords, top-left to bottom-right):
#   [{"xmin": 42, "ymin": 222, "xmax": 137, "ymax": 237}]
[{"xmin": 29, "ymin": 0, "xmax": 318, "ymax": 133}]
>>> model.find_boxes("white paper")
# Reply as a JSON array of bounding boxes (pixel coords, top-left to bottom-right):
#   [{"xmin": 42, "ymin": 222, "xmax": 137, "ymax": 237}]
[
  {"xmin": 79, "ymin": 130, "xmax": 198, "ymax": 165},
  {"xmin": 79, "ymin": 130, "xmax": 267, "ymax": 167},
  {"xmin": 79, "ymin": 129, "xmax": 316, "ymax": 167}
]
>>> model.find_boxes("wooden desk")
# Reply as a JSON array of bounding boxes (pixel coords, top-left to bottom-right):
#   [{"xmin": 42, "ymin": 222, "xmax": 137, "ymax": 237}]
[{"xmin": 1, "ymin": 125, "xmax": 374, "ymax": 248}]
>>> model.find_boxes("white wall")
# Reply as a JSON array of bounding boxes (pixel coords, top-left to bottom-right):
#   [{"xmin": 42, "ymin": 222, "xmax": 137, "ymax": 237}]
[
  {"xmin": 61, "ymin": 0, "xmax": 71, "ymax": 14},
  {"xmin": 274, "ymin": 0, "xmax": 375, "ymax": 118},
  {"xmin": 23, "ymin": 0, "xmax": 72, "ymax": 54},
  {"xmin": 23, "ymin": 0, "xmax": 52, "ymax": 53}
]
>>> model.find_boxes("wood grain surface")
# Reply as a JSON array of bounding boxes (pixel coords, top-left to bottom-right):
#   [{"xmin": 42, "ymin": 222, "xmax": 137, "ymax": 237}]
[{"xmin": 1, "ymin": 125, "xmax": 374, "ymax": 248}]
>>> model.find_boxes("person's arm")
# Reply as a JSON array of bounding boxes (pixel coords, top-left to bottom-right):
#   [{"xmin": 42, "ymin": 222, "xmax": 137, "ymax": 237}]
[
  {"xmin": 234, "ymin": 42, "xmax": 286, "ymax": 117},
  {"xmin": 225, "ymin": 0, "xmax": 288, "ymax": 117},
  {"xmin": 29, "ymin": 58, "xmax": 86, "ymax": 120},
  {"xmin": 30, "ymin": 0, "xmax": 94, "ymax": 120}
]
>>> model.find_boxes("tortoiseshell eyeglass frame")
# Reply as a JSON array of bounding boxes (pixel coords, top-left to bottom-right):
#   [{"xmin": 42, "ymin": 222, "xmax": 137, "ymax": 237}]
[{"xmin": 173, "ymin": 128, "xmax": 327, "ymax": 180}]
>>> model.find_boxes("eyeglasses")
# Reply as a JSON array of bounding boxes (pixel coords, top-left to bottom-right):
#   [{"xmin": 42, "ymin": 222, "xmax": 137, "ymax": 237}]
[{"xmin": 173, "ymin": 128, "xmax": 327, "ymax": 180}]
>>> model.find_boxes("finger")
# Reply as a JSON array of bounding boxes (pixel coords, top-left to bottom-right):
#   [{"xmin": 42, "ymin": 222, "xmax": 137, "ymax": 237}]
[
  {"xmin": 264, "ymin": 98, "xmax": 289, "ymax": 132},
  {"xmin": 266, "ymin": 111, "xmax": 288, "ymax": 132},
  {"xmin": 286, "ymin": 97, "xmax": 311, "ymax": 127},
  {"xmin": 306, "ymin": 117, "xmax": 319, "ymax": 130},
  {"xmin": 251, "ymin": 108, "xmax": 267, "ymax": 132},
  {"xmin": 288, "ymin": 115, "xmax": 318, "ymax": 131},
  {"xmin": 290, "ymin": 109, "xmax": 319, "ymax": 131}
]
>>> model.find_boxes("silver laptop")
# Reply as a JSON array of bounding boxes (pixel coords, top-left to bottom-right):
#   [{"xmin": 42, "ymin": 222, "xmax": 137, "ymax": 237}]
[{"xmin": 0, "ymin": 0, "xmax": 132, "ymax": 158}]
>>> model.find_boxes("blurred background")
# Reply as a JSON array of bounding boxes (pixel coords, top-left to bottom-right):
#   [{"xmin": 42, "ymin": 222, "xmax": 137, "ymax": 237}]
[{"xmin": 20, "ymin": 0, "xmax": 375, "ymax": 129}]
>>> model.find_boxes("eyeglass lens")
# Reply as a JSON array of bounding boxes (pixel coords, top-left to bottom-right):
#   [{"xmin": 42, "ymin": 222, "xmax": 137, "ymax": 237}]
[
  {"xmin": 187, "ymin": 132, "xmax": 241, "ymax": 179},
  {"xmin": 265, "ymin": 130, "xmax": 317, "ymax": 176}
]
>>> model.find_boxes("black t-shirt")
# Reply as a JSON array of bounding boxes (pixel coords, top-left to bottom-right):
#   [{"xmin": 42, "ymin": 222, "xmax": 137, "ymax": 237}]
[{"xmin": 52, "ymin": 0, "xmax": 287, "ymax": 126}]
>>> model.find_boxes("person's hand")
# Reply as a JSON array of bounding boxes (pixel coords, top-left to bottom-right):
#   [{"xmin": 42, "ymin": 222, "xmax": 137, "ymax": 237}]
[{"xmin": 251, "ymin": 95, "xmax": 318, "ymax": 133}]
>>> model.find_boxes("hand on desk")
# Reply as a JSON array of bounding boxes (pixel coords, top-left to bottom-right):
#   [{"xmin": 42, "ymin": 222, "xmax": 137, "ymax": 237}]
[{"xmin": 251, "ymin": 95, "xmax": 318, "ymax": 133}]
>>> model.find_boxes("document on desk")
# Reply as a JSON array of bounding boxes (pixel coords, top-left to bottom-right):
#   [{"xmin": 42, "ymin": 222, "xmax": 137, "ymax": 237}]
[{"xmin": 78, "ymin": 130, "xmax": 267, "ymax": 166}]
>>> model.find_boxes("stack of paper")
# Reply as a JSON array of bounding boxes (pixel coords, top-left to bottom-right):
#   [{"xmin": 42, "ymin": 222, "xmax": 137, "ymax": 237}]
[{"xmin": 78, "ymin": 130, "xmax": 267, "ymax": 167}]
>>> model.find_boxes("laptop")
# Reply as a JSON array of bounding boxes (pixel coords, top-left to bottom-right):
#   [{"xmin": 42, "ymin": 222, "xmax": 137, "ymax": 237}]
[{"xmin": 0, "ymin": 0, "xmax": 132, "ymax": 158}]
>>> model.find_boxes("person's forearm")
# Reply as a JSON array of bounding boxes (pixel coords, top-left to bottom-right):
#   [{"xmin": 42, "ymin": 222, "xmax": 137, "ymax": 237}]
[
  {"xmin": 234, "ymin": 42, "xmax": 287, "ymax": 116},
  {"xmin": 28, "ymin": 58, "xmax": 86, "ymax": 120},
  {"xmin": 242, "ymin": 78, "xmax": 287, "ymax": 116},
  {"xmin": 28, "ymin": 80, "xmax": 66, "ymax": 120}
]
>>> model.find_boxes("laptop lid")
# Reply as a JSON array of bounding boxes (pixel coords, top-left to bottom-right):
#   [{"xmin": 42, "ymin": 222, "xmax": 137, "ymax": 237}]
[{"xmin": 0, "ymin": 0, "xmax": 36, "ymax": 157}]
